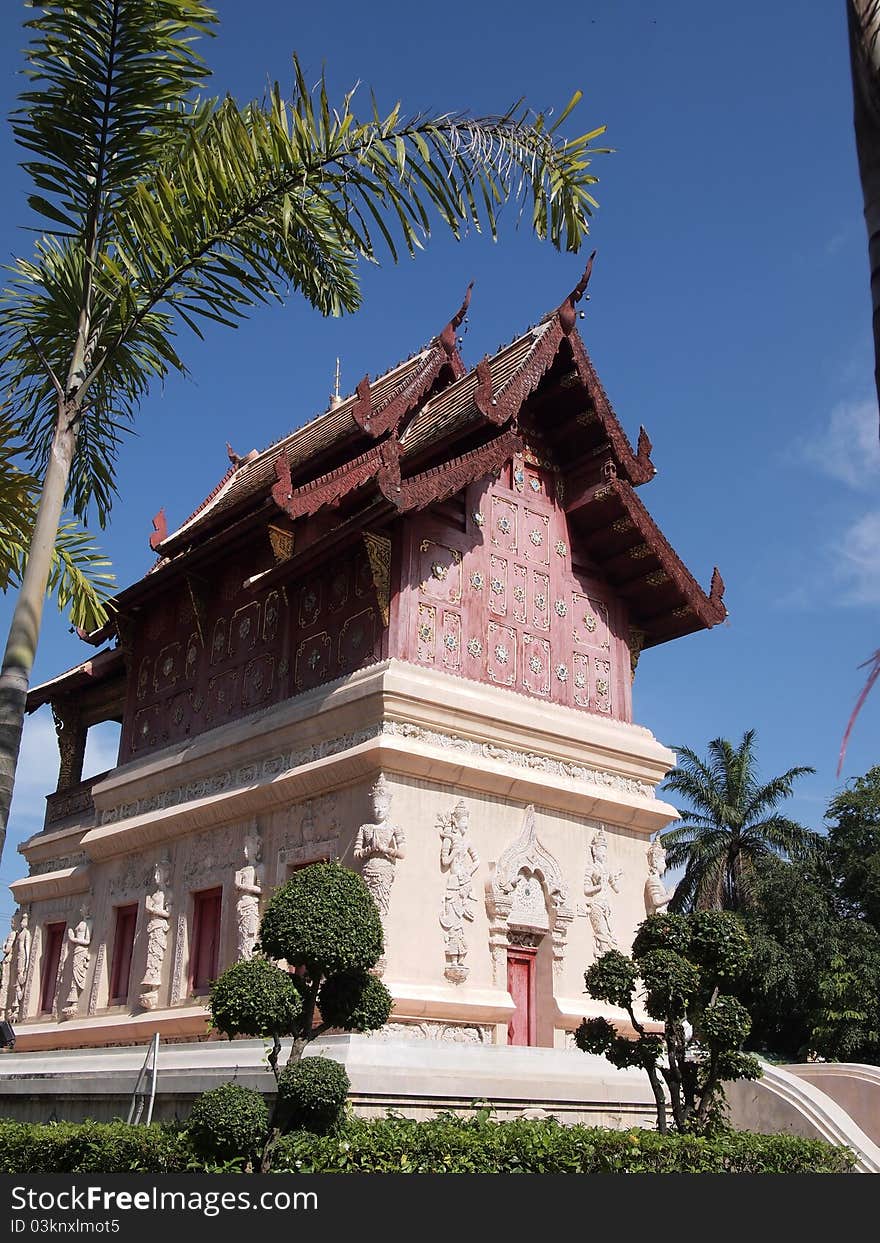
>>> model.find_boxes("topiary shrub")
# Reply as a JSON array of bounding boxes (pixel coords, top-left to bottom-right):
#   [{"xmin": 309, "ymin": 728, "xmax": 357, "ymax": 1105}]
[
  {"xmin": 209, "ymin": 860, "xmax": 389, "ymax": 1170},
  {"xmin": 277, "ymin": 1056, "xmax": 350, "ymax": 1134},
  {"xmin": 209, "ymin": 956, "xmax": 303, "ymax": 1039},
  {"xmin": 317, "ymin": 968, "xmax": 393, "ymax": 1032},
  {"xmin": 258, "ymin": 860, "xmax": 383, "ymax": 976},
  {"xmin": 186, "ymin": 1083, "xmax": 269, "ymax": 1163}
]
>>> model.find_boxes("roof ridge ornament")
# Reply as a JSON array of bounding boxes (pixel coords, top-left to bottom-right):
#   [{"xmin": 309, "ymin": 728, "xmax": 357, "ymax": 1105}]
[
  {"xmin": 557, "ymin": 251, "xmax": 596, "ymax": 335},
  {"xmin": 709, "ymin": 567, "xmax": 726, "ymax": 606},
  {"xmin": 473, "ymin": 357, "xmax": 506, "ymax": 426},
  {"xmin": 437, "ymin": 282, "xmax": 474, "ymax": 357},
  {"xmin": 149, "ymin": 508, "xmax": 167, "ymax": 553}
]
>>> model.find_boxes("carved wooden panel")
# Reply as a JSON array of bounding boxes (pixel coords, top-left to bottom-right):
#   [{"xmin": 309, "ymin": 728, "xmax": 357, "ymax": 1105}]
[
  {"xmin": 490, "ymin": 496, "xmax": 518, "ymax": 553},
  {"xmin": 241, "ymin": 654, "xmax": 275, "ymax": 709},
  {"xmin": 531, "ymin": 570, "xmax": 550, "ymax": 631},
  {"xmin": 522, "ymin": 508, "xmax": 550, "ymax": 566},
  {"xmin": 522, "ymin": 633, "xmax": 551, "ymax": 696},
  {"xmin": 209, "ymin": 617, "xmax": 227, "ymax": 667},
  {"xmin": 487, "ymin": 621, "xmax": 516, "ymax": 686},
  {"xmin": 205, "ymin": 666, "xmax": 242, "ymax": 723},
  {"xmin": 262, "ymin": 591, "xmax": 282, "ymax": 643},
  {"xmin": 327, "ymin": 567, "xmax": 349, "ymax": 614},
  {"xmin": 572, "ymin": 593, "xmax": 610, "ymax": 651},
  {"xmin": 417, "ymin": 604, "xmax": 436, "ymax": 663},
  {"xmin": 440, "ymin": 610, "xmax": 462, "ymax": 670},
  {"xmin": 295, "ymin": 631, "xmax": 331, "ymax": 691},
  {"xmin": 153, "ymin": 642, "xmax": 182, "ymax": 695},
  {"xmin": 228, "ymin": 601, "xmax": 261, "ymax": 660},
  {"xmin": 136, "ymin": 658, "xmax": 151, "ymax": 701},
  {"xmin": 299, "ymin": 583, "xmax": 322, "ymax": 629},
  {"xmin": 418, "ymin": 539, "xmax": 462, "ymax": 603},
  {"xmin": 489, "ymin": 555, "xmax": 508, "ymax": 617},
  {"xmin": 339, "ymin": 608, "xmax": 378, "ymax": 672}
]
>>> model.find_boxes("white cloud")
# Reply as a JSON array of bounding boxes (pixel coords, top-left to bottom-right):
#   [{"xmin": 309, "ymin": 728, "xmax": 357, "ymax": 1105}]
[
  {"xmin": 799, "ymin": 399, "xmax": 880, "ymax": 491},
  {"xmin": 832, "ymin": 509, "xmax": 880, "ymax": 605}
]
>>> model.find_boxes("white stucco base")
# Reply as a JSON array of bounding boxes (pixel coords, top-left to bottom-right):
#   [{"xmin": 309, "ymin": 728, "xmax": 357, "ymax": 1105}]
[{"xmin": 0, "ymin": 1034, "xmax": 658, "ymax": 1128}]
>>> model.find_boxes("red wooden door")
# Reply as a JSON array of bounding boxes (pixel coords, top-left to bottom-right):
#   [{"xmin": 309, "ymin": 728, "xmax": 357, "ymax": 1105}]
[
  {"xmin": 109, "ymin": 904, "xmax": 138, "ymax": 1003},
  {"xmin": 40, "ymin": 922, "xmax": 66, "ymax": 1014},
  {"xmin": 506, "ymin": 948, "xmax": 536, "ymax": 1046},
  {"xmin": 190, "ymin": 887, "xmax": 222, "ymax": 993}
]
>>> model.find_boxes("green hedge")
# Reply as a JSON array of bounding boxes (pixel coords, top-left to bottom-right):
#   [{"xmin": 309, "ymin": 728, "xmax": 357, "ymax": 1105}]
[
  {"xmin": 273, "ymin": 1117, "xmax": 856, "ymax": 1173},
  {"xmin": 0, "ymin": 1116, "xmax": 855, "ymax": 1174},
  {"xmin": 0, "ymin": 1120, "xmax": 192, "ymax": 1173}
]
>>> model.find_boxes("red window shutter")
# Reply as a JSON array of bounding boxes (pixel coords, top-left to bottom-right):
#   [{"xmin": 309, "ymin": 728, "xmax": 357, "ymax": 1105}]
[
  {"xmin": 190, "ymin": 887, "xmax": 222, "ymax": 992},
  {"xmin": 109, "ymin": 904, "xmax": 138, "ymax": 1004},
  {"xmin": 40, "ymin": 922, "xmax": 66, "ymax": 1014}
]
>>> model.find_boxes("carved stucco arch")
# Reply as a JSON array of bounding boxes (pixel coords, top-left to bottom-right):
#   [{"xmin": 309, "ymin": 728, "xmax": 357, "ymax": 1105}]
[{"xmin": 485, "ymin": 805, "xmax": 573, "ymax": 983}]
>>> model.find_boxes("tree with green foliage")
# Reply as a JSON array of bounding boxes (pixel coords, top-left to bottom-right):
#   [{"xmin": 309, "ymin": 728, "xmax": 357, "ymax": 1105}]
[
  {"xmin": 207, "ymin": 860, "xmax": 392, "ymax": 1171},
  {"xmin": 575, "ymin": 911, "xmax": 762, "ymax": 1134},
  {"xmin": 661, "ymin": 730, "xmax": 816, "ymax": 912},
  {"xmin": 825, "ymin": 764, "xmax": 880, "ymax": 928},
  {"xmin": 740, "ymin": 844, "xmax": 880, "ymax": 1064},
  {"xmin": 0, "ymin": 0, "xmax": 608, "ymax": 866}
]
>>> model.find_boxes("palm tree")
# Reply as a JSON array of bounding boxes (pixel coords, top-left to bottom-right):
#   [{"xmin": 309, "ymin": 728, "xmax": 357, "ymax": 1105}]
[
  {"xmin": 0, "ymin": 1, "xmax": 609, "ymax": 863},
  {"xmin": 661, "ymin": 730, "xmax": 817, "ymax": 912},
  {"xmin": 0, "ymin": 418, "xmax": 113, "ymax": 633}
]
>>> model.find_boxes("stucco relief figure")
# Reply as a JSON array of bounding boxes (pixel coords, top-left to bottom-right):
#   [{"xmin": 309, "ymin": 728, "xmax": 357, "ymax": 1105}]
[
  {"xmin": 645, "ymin": 838, "xmax": 674, "ymax": 916},
  {"xmin": 62, "ymin": 902, "xmax": 93, "ymax": 1019},
  {"xmin": 9, "ymin": 910, "xmax": 31, "ymax": 1022},
  {"xmin": 583, "ymin": 827, "xmax": 622, "ymax": 955},
  {"xmin": 439, "ymin": 799, "xmax": 480, "ymax": 984},
  {"xmin": 139, "ymin": 859, "xmax": 172, "ymax": 1010},
  {"xmin": 354, "ymin": 775, "xmax": 405, "ymax": 973},
  {"xmin": 0, "ymin": 914, "xmax": 17, "ymax": 1018},
  {"xmin": 235, "ymin": 832, "xmax": 264, "ymax": 960}
]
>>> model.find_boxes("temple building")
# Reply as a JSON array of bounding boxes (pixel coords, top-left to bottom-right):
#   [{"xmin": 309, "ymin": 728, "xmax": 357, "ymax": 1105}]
[{"xmin": 0, "ymin": 269, "xmax": 727, "ymax": 1121}]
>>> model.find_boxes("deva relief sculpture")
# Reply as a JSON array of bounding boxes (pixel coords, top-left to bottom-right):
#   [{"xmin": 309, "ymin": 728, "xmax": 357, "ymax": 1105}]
[
  {"xmin": 9, "ymin": 910, "xmax": 31, "ymax": 1022},
  {"xmin": 234, "ymin": 831, "xmax": 264, "ymax": 960},
  {"xmin": 62, "ymin": 902, "xmax": 92, "ymax": 1019},
  {"xmin": 583, "ymin": 827, "xmax": 622, "ymax": 955},
  {"xmin": 644, "ymin": 837, "xmax": 674, "ymax": 916},
  {"xmin": 139, "ymin": 858, "xmax": 172, "ymax": 1010},
  {"xmin": 354, "ymin": 774, "xmax": 406, "ymax": 973},
  {"xmin": 438, "ymin": 799, "xmax": 481, "ymax": 983}
]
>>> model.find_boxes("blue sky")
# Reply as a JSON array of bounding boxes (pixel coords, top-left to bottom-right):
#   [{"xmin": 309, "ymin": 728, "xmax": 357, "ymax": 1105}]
[{"xmin": 1, "ymin": 0, "xmax": 878, "ymax": 920}]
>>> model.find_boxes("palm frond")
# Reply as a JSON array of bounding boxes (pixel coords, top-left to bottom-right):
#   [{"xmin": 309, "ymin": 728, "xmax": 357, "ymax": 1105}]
[
  {"xmin": 14, "ymin": 0, "xmax": 216, "ymax": 236},
  {"xmin": 0, "ymin": 415, "xmax": 114, "ymax": 627}
]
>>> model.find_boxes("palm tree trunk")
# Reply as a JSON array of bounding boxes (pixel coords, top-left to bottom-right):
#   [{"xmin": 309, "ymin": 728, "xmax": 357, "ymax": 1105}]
[
  {"xmin": 0, "ymin": 399, "xmax": 79, "ymax": 861},
  {"xmin": 848, "ymin": 0, "xmax": 880, "ymax": 414}
]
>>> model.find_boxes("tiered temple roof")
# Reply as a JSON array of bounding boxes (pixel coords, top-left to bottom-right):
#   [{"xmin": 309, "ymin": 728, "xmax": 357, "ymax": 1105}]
[{"xmin": 31, "ymin": 265, "xmax": 725, "ymax": 712}]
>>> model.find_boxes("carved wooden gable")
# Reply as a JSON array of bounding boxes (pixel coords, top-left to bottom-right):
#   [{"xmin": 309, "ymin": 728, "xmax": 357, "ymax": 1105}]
[{"xmin": 399, "ymin": 446, "xmax": 631, "ymax": 721}]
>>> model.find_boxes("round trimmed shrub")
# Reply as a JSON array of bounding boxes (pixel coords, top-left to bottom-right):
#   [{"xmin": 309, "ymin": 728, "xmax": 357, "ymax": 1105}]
[
  {"xmin": 688, "ymin": 911, "xmax": 752, "ymax": 981},
  {"xmin": 278, "ymin": 1056, "xmax": 350, "ymax": 1134},
  {"xmin": 632, "ymin": 912, "xmax": 692, "ymax": 959},
  {"xmin": 698, "ymin": 993, "xmax": 752, "ymax": 1048},
  {"xmin": 583, "ymin": 949, "xmax": 638, "ymax": 1009},
  {"xmin": 259, "ymin": 861, "xmax": 383, "ymax": 976},
  {"xmin": 639, "ymin": 948, "xmax": 700, "ymax": 1020},
  {"xmin": 187, "ymin": 1083, "xmax": 269, "ymax": 1162},
  {"xmin": 318, "ymin": 969, "xmax": 393, "ymax": 1032},
  {"xmin": 209, "ymin": 956, "xmax": 303, "ymax": 1039}
]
